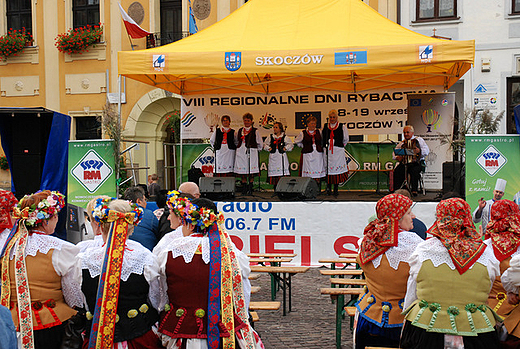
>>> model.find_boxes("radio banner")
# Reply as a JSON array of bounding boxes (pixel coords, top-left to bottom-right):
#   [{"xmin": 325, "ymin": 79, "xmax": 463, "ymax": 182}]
[{"xmin": 68, "ymin": 140, "xmax": 117, "ymax": 208}]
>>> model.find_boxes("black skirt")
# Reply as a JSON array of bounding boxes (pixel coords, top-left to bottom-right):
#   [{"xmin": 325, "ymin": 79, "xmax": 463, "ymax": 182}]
[{"xmin": 400, "ymin": 320, "xmax": 500, "ymax": 349}]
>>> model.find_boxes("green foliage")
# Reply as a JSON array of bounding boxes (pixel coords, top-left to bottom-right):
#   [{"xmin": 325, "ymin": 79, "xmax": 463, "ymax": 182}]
[{"xmin": 164, "ymin": 110, "xmax": 181, "ymax": 143}]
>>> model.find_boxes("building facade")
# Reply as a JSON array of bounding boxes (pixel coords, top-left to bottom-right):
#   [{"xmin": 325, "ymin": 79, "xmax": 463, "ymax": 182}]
[{"xmin": 0, "ymin": 0, "xmax": 397, "ymax": 189}]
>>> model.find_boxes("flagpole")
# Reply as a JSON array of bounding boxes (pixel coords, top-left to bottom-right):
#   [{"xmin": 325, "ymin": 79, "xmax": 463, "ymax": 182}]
[{"xmin": 126, "ymin": 32, "xmax": 135, "ymax": 51}]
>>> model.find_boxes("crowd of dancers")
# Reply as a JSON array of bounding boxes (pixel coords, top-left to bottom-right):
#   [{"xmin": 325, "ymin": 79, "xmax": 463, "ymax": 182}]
[{"xmin": 210, "ymin": 110, "xmax": 349, "ymax": 196}]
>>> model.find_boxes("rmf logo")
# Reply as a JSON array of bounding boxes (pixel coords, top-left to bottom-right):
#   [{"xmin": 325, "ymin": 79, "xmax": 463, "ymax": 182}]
[{"xmin": 80, "ymin": 160, "xmax": 104, "ymax": 180}]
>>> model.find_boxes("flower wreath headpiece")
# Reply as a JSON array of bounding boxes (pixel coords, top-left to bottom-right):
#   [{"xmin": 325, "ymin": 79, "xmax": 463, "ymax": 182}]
[
  {"xmin": 91, "ymin": 197, "xmax": 143, "ymax": 226},
  {"xmin": 13, "ymin": 191, "xmax": 65, "ymax": 227},
  {"xmin": 166, "ymin": 190, "xmax": 224, "ymax": 230}
]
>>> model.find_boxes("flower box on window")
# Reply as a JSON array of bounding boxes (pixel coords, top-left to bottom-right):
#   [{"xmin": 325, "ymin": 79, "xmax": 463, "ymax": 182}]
[
  {"xmin": 55, "ymin": 24, "xmax": 103, "ymax": 55},
  {"xmin": 0, "ymin": 28, "xmax": 33, "ymax": 61}
]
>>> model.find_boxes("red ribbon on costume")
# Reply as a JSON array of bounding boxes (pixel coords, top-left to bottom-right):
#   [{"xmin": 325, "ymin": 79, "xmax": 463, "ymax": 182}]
[
  {"xmin": 328, "ymin": 123, "xmax": 338, "ymax": 154},
  {"xmin": 308, "ymin": 130, "xmax": 316, "ymax": 145},
  {"xmin": 222, "ymin": 128, "xmax": 229, "ymax": 145},
  {"xmin": 241, "ymin": 128, "xmax": 251, "ymax": 144}
]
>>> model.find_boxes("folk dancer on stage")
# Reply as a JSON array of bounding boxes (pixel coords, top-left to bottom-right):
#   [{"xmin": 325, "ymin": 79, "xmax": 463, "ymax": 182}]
[
  {"xmin": 322, "ymin": 109, "xmax": 349, "ymax": 197},
  {"xmin": 234, "ymin": 113, "xmax": 263, "ymax": 195},
  {"xmin": 263, "ymin": 121, "xmax": 294, "ymax": 188},
  {"xmin": 154, "ymin": 191, "xmax": 262, "ymax": 349},
  {"xmin": 294, "ymin": 116, "xmax": 325, "ymax": 184},
  {"xmin": 355, "ymin": 193, "xmax": 422, "ymax": 349},
  {"xmin": 393, "ymin": 125, "xmax": 429, "ymax": 196},
  {"xmin": 401, "ymin": 198, "xmax": 500, "ymax": 349},
  {"xmin": 210, "ymin": 115, "xmax": 236, "ymax": 177},
  {"xmin": 78, "ymin": 198, "xmax": 163, "ymax": 348},
  {"xmin": 0, "ymin": 191, "xmax": 83, "ymax": 349},
  {"xmin": 474, "ymin": 178, "xmax": 506, "ymax": 232}
]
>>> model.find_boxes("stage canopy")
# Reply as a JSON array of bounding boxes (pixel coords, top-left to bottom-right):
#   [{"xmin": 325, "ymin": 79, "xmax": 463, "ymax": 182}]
[{"xmin": 118, "ymin": 0, "xmax": 474, "ymax": 95}]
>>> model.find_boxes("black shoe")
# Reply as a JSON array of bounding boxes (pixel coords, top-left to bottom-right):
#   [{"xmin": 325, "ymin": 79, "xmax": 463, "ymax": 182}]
[
  {"xmin": 247, "ymin": 183, "xmax": 253, "ymax": 195},
  {"xmin": 241, "ymin": 183, "xmax": 248, "ymax": 195}
]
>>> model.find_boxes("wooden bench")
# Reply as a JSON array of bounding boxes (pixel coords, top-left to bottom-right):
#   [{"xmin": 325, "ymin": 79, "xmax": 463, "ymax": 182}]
[
  {"xmin": 251, "ymin": 311, "xmax": 259, "ymax": 322},
  {"xmin": 247, "ymin": 253, "xmax": 297, "ymax": 258},
  {"xmin": 249, "ymin": 301, "xmax": 281, "ymax": 311},
  {"xmin": 339, "ymin": 253, "xmax": 358, "ymax": 259},
  {"xmin": 321, "ymin": 288, "xmax": 365, "ymax": 296},
  {"xmin": 330, "ymin": 278, "xmax": 366, "ymax": 286},
  {"xmin": 251, "ymin": 286, "xmax": 261, "ymax": 294},
  {"xmin": 248, "ymin": 273, "xmax": 261, "ymax": 280},
  {"xmin": 249, "ymin": 257, "xmax": 293, "ymax": 265},
  {"xmin": 250, "ymin": 265, "xmax": 309, "ymax": 315},
  {"xmin": 320, "ymin": 269, "xmax": 364, "ymax": 276},
  {"xmin": 318, "ymin": 258, "xmax": 357, "ymax": 266},
  {"xmin": 345, "ymin": 306, "xmax": 356, "ymax": 317}
]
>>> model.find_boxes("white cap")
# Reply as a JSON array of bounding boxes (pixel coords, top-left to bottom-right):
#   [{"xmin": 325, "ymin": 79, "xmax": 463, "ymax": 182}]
[{"xmin": 495, "ymin": 178, "xmax": 507, "ymax": 192}]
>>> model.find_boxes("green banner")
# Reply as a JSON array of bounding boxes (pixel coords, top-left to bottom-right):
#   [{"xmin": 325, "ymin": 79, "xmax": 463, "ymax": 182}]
[
  {"xmin": 177, "ymin": 142, "xmax": 397, "ymax": 191},
  {"xmin": 68, "ymin": 140, "xmax": 117, "ymax": 208},
  {"xmin": 465, "ymin": 135, "xmax": 520, "ymax": 227}
]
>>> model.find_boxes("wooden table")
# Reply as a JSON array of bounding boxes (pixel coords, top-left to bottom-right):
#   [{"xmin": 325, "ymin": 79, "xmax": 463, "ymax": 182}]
[
  {"xmin": 339, "ymin": 253, "xmax": 358, "ymax": 259},
  {"xmin": 247, "ymin": 253, "xmax": 297, "ymax": 258},
  {"xmin": 248, "ymin": 253, "xmax": 297, "ymax": 300},
  {"xmin": 250, "ymin": 265, "xmax": 309, "ymax": 315},
  {"xmin": 249, "ymin": 257, "xmax": 293, "ymax": 265}
]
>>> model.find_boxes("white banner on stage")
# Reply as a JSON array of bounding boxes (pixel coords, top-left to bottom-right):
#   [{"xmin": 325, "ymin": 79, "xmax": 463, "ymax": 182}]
[
  {"xmin": 407, "ymin": 93, "xmax": 455, "ymax": 190},
  {"xmin": 218, "ymin": 201, "xmax": 437, "ymax": 266},
  {"xmin": 181, "ymin": 89, "xmax": 439, "ymax": 139}
]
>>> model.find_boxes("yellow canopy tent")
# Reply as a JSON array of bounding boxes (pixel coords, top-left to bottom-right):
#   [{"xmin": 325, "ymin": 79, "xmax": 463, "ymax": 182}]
[{"xmin": 118, "ymin": 0, "xmax": 474, "ymax": 95}]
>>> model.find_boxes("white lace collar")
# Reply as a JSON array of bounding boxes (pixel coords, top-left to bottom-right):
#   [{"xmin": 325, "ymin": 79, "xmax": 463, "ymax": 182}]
[
  {"xmin": 5, "ymin": 233, "xmax": 64, "ymax": 259},
  {"xmin": 416, "ymin": 237, "xmax": 495, "ymax": 271},
  {"xmin": 165, "ymin": 234, "xmax": 210, "ymax": 264},
  {"xmin": 371, "ymin": 231, "xmax": 422, "ymax": 270},
  {"xmin": 79, "ymin": 239, "xmax": 156, "ymax": 281}
]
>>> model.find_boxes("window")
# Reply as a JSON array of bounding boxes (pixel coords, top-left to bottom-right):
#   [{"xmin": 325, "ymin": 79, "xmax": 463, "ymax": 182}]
[
  {"xmin": 75, "ymin": 116, "xmax": 101, "ymax": 140},
  {"xmin": 160, "ymin": 0, "xmax": 182, "ymax": 45},
  {"xmin": 507, "ymin": 77, "xmax": 520, "ymax": 134},
  {"xmin": 6, "ymin": 0, "xmax": 32, "ymax": 33},
  {"xmin": 416, "ymin": 0, "xmax": 457, "ymax": 21},
  {"xmin": 514, "ymin": 0, "xmax": 520, "ymax": 14},
  {"xmin": 73, "ymin": 0, "xmax": 100, "ymax": 28}
]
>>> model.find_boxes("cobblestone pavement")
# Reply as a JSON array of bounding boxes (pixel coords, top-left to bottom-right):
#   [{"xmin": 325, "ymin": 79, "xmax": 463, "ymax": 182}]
[{"xmin": 251, "ymin": 267, "xmax": 354, "ymax": 349}]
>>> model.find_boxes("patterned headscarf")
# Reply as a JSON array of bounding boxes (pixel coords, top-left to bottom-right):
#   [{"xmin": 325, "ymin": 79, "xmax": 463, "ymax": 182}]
[
  {"xmin": 485, "ymin": 199, "xmax": 520, "ymax": 262},
  {"xmin": 359, "ymin": 194, "xmax": 413, "ymax": 264},
  {"xmin": 427, "ymin": 198, "xmax": 485, "ymax": 274},
  {"xmin": 0, "ymin": 190, "xmax": 17, "ymax": 230}
]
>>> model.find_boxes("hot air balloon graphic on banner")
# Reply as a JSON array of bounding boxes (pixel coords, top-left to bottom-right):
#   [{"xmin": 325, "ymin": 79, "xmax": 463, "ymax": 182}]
[{"xmin": 421, "ymin": 108, "xmax": 440, "ymax": 132}]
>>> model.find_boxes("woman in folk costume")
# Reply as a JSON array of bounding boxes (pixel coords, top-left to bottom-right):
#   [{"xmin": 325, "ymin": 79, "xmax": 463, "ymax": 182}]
[
  {"xmin": 354, "ymin": 193, "xmax": 422, "ymax": 349},
  {"xmin": 263, "ymin": 122, "xmax": 294, "ymax": 188},
  {"xmin": 401, "ymin": 198, "xmax": 500, "ymax": 349},
  {"xmin": 484, "ymin": 200, "xmax": 520, "ymax": 320},
  {"xmin": 210, "ymin": 115, "xmax": 236, "ymax": 177},
  {"xmin": 294, "ymin": 116, "xmax": 325, "ymax": 182},
  {"xmin": 79, "ymin": 198, "xmax": 163, "ymax": 349},
  {"xmin": 0, "ymin": 190, "xmax": 18, "ymax": 246},
  {"xmin": 155, "ymin": 192, "xmax": 262, "ymax": 349},
  {"xmin": 0, "ymin": 190, "xmax": 83, "ymax": 349},
  {"xmin": 321, "ymin": 109, "xmax": 349, "ymax": 197},
  {"xmin": 234, "ymin": 113, "xmax": 263, "ymax": 195}
]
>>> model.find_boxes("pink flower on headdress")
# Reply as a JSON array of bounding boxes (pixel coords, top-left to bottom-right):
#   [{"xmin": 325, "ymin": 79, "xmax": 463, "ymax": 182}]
[{"xmin": 46, "ymin": 195, "xmax": 57, "ymax": 206}]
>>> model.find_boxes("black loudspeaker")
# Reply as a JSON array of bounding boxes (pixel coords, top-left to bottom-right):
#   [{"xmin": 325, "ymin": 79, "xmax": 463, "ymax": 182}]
[
  {"xmin": 199, "ymin": 177, "xmax": 236, "ymax": 200},
  {"xmin": 275, "ymin": 177, "xmax": 319, "ymax": 201},
  {"xmin": 442, "ymin": 161, "xmax": 465, "ymax": 197}
]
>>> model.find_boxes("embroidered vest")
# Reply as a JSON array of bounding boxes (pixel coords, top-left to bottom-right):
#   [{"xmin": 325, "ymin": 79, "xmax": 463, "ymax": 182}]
[
  {"xmin": 214, "ymin": 128, "xmax": 236, "ymax": 150},
  {"xmin": 403, "ymin": 260, "xmax": 499, "ymax": 335},
  {"xmin": 322, "ymin": 123, "xmax": 344, "ymax": 148},
  {"xmin": 237, "ymin": 127, "xmax": 258, "ymax": 149},
  {"xmin": 355, "ymin": 254, "xmax": 410, "ymax": 327},
  {"xmin": 301, "ymin": 130, "xmax": 323, "ymax": 154},
  {"xmin": 82, "ymin": 270, "xmax": 158, "ymax": 342},
  {"xmin": 158, "ymin": 252, "xmax": 245, "ymax": 338},
  {"xmin": 8, "ymin": 251, "xmax": 77, "ymax": 330}
]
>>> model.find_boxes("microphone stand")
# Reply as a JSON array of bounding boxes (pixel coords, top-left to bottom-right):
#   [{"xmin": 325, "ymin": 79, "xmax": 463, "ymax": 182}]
[
  {"xmin": 213, "ymin": 130, "xmax": 218, "ymax": 177},
  {"xmin": 325, "ymin": 119, "xmax": 330, "ymax": 195}
]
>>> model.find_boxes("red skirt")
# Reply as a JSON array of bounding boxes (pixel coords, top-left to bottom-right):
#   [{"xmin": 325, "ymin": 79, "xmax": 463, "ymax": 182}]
[{"xmin": 326, "ymin": 171, "xmax": 349, "ymax": 184}]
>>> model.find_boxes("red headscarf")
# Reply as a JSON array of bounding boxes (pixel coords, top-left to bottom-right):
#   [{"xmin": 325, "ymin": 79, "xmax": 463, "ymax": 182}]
[
  {"xmin": 485, "ymin": 199, "xmax": 520, "ymax": 262},
  {"xmin": 359, "ymin": 193, "xmax": 413, "ymax": 264},
  {"xmin": 427, "ymin": 198, "xmax": 485, "ymax": 274},
  {"xmin": 0, "ymin": 190, "xmax": 17, "ymax": 230}
]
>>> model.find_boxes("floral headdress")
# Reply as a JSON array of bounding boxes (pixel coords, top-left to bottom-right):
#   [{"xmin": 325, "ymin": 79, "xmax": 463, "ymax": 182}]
[
  {"xmin": 91, "ymin": 197, "xmax": 143, "ymax": 226},
  {"xmin": 13, "ymin": 191, "xmax": 65, "ymax": 227},
  {"xmin": 166, "ymin": 190, "xmax": 224, "ymax": 231}
]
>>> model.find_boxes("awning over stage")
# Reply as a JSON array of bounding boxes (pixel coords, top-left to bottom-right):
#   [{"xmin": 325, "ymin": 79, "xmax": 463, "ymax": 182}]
[{"xmin": 118, "ymin": 0, "xmax": 474, "ymax": 95}]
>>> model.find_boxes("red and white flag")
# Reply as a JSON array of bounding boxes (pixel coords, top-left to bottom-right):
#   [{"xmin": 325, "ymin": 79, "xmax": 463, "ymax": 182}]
[{"xmin": 118, "ymin": 3, "xmax": 152, "ymax": 39}]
